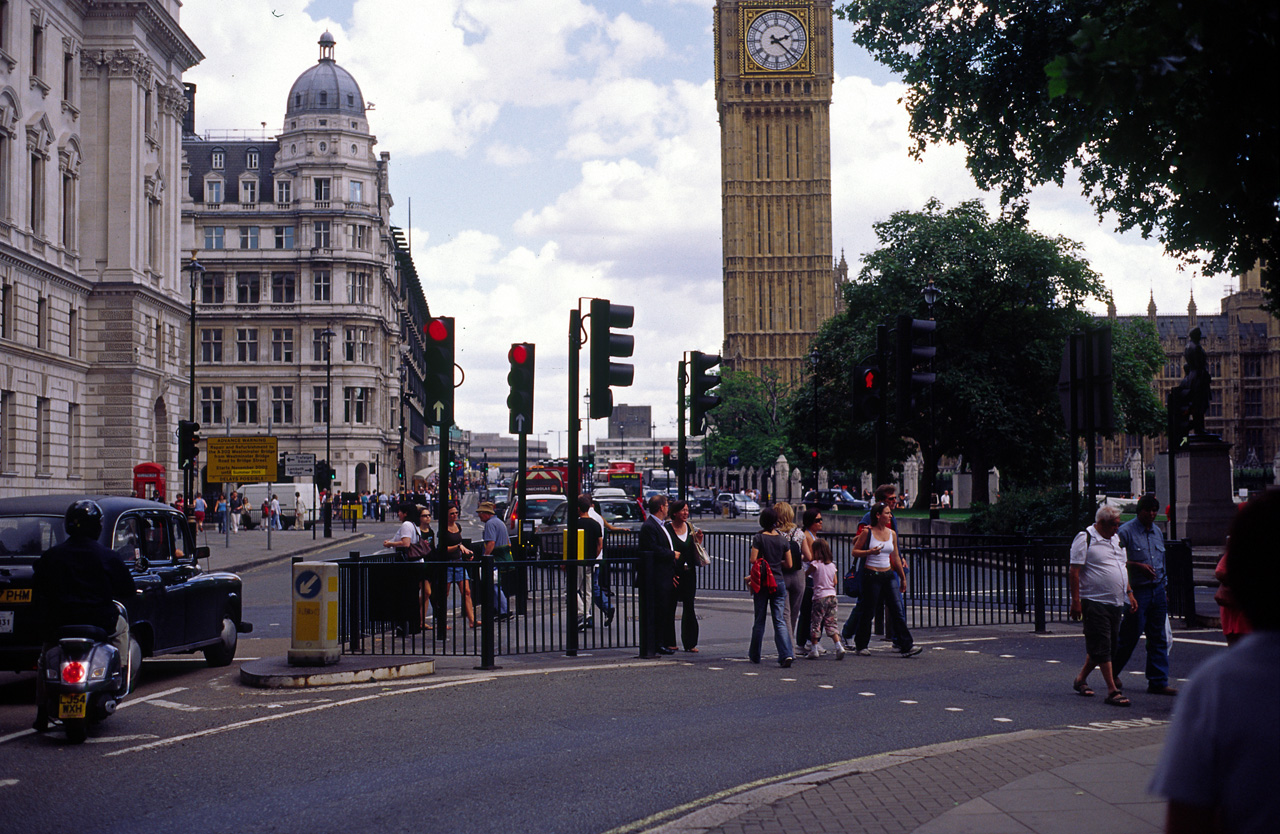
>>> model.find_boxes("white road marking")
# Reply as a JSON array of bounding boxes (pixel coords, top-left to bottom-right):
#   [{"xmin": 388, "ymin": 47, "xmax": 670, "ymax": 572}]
[
  {"xmin": 965, "ymin": 650, "xmax": 980, "ymax": 654},
  {"xmin": 744, "ymin": 672, "xmax": 759, "ymax": 676},
  {"xmin": 1046, "ymin": 660, "xmax": 1062, "ymax": 663},
  {"xmin": 1173, "ymin": 637, "xmax": 1228, "ymax": 647},
  {"xmin": 85, "ymin": 734, "xmax": 161, "ymax": 743},
  {"xmin": 858, "ymin": 692, "xmax": 875, "ymax": 697},
  {"xmin": 999, "ymin": 654, "xmax": 1015, "ymax": 658},
  {"xmin": 781, "ymin": 678, "xmax": 797, "ymax": 682},
  {"xmin": 146, "ymin": 699, "xmax": 204, "ymax": 712},
  {"xmin": 819, "ymin": 685, "xmax": 834, "ymax": 689},
  {"xmin": 945, "ymin": 707, "xmax": 964, "ymax": 712},
  {"xmin": 994, "ymin": 718, "xmax": 1013, "ymax": 723},
  {"xmin": 900, "ymin": 700, "xmax": 917, "ymax": 704},
  {"xmin": 0, "ymin": 729, "xmax": 35, "ymax": 745},
  {"xmin": 117, "ymin": 687, "xmax": 188, "ymax": 709},
  {"xmin": 0, "ymin": 779, "xmax": 18, "ymax": 788},
  {"xmin": 106, "ymin": 677, "xmax": 491, "ymax": 757},
  {"xmin": 708, "ymin": 667, "xmax": 724, "ymax": 670}
]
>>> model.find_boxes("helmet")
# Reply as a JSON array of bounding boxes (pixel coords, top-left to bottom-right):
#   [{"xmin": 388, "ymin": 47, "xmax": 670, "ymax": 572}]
[{"xmin": 64, "ymin": 500, "xmax": 104, "ymax": 540}]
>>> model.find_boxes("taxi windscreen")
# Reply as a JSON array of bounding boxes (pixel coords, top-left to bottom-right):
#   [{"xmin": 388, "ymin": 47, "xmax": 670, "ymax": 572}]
[{"xmin": 0, "ymin": 517, "xmax": 66, "ymax": 561}]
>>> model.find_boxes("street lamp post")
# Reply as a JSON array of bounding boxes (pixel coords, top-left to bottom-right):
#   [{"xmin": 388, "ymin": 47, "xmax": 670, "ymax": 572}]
[
  {"xmin": 810, "ymin": 348, "xmax": 820, "ymax": 491},
  {"xmin": 184, "ymin": 254, "xmax": 205, "ymax": 510},
  {"xmin": 320, "ymin": 328, "xmax": 336, "ymax": 538},
  {"xmin": 398, "ymin": 350, "xmax": 409, "ymax": 494},
  {"xmin": 921, "ymin": 280, "xmax": 942, "ymax": 518}
]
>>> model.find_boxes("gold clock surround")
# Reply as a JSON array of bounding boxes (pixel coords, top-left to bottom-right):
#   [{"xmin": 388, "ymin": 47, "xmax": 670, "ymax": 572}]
[{"xmin": 740, "ymin": 4, "xmax": 812, "ymax": 75}]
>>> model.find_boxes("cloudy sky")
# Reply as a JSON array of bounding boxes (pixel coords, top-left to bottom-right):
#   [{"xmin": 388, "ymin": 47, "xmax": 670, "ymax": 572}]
[{"xmin": 181, "ymin": 0, "xmax": 1223, "ymax": 448}]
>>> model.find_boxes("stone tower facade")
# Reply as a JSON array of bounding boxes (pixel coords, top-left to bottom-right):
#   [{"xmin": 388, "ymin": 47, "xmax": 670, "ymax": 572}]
[{"xmin": 714, "ymin": 0, "xmax": 843, "ymax": 386}]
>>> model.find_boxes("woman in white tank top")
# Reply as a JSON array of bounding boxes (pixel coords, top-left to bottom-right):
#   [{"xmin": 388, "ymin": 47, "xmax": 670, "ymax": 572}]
[{"xmin": 849, "ymin": 502, "xmax": 921, "ymax": 657}]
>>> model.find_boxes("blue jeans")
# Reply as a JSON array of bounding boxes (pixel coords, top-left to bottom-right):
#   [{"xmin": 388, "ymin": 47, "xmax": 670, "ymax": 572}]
[
  {"xmin": 750, "ymin": 590, "xmax": 794, "ymax": 663},
  {"xmin": 1113, "ymin": 584, "xmax": 1171, "ymax": 687}
]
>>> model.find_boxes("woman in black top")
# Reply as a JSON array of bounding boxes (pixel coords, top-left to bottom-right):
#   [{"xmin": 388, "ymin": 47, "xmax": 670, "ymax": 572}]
[
  {"xmin": 439, "ymin": 505, "xmax": 476, "ymax": 628},
  {"xmin": 748, "ymin": 507, "xmax": 795, "ymax": 666},
  {"xmin": 666, "ymin": 500, "xmax": 704, "ymax": 652}
]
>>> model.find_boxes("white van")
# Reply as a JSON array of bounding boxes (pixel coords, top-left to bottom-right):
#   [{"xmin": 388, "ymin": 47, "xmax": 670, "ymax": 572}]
[{"xmin": 236, "ymin": 483, "xmax": 321, "ymax": 529}]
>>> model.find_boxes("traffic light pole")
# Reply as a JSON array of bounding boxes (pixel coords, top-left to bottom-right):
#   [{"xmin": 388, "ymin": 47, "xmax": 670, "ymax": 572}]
[
  {"xmin": 876, "ymin": 324, "xmax": 889, "ymax": 486},
  {"xmin": 567, "ymin": 307, "xmax": 582, "ymax": 657},
  {"xmin": 677, "ymin": 358, "xmax": 687, "ymax": 502}
]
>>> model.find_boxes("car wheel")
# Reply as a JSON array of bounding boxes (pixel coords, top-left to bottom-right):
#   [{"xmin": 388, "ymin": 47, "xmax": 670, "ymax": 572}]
[{"xmin": 203, "ymin": 617, "xmax": 238, "ymax": 667}]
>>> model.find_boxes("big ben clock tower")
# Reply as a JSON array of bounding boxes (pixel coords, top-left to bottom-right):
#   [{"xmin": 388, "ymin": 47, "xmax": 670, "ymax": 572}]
[{"xmin": 715, "ymin": 1, "xmax": 842, "ymax": 385}]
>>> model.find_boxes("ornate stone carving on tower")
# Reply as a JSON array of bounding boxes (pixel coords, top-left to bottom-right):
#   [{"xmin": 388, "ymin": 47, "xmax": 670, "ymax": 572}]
[{"xmin": 714, "ymin": 1, "xmax": 841, "ymax": 385}]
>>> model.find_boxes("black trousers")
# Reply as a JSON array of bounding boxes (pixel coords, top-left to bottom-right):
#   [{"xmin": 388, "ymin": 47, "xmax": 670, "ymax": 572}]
[{"xmin": 674, "ymin": 567, "xmax": 698, "ymax": 650}]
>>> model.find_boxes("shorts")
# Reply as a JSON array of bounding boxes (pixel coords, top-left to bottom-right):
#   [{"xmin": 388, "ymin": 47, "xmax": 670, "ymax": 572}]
[
  {"xmin": 1081, "ymin": 599, "xmax": 1124, "ymax": 663},
  {"xmin": 447, "ymin": 565, "xmax": 468, "ymax": 583},
  {"xmin": 194, "ymin": 511, "xmax": 205, "ymax": 523}
]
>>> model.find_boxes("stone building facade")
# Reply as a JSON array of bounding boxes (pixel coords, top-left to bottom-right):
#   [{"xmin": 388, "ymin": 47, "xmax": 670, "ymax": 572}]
[
  {"xmin": 714, "ymin": 0, "xmax": 847, "ymax": 386},
  {"xmin": 0, "ymin": 0, "xmax": 200, "ymax": 499},
  {"xmin": 1101, "ymin": 265, "xmax": 1280, "ymax": 472},
  {"xmin": 181, "ymin": 33, "xmax": 425, "ymax": 498}
]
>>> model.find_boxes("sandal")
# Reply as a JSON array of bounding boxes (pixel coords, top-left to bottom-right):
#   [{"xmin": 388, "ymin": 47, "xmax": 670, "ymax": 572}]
[
  {"xmin": 1072, "ymin": 677, "xmax": 1095, "ymax": 697},
  {"xmin": 1105, "ymin": 690, "xmax": 1131, "ymax": 707}
]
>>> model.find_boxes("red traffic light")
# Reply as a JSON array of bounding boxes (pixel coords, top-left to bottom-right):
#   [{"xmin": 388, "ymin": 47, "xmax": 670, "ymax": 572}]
[
  {"xmin": 426, "ymin": 319, "xmax": 450, "ymax": 341},
  {"xmin": 662, "ymin": 445, "xmax": 671, "ymax": 456},
  {"xmin": 862, "ymin": 369, "xmax": 876, "ymax": 390},
  {"xmin": 811, "ymin": 450, "xmax": 818, "ymax": 458},
  {"xmin": 509, "ymin": 344, "xmax": 529, "ymax": 364}
]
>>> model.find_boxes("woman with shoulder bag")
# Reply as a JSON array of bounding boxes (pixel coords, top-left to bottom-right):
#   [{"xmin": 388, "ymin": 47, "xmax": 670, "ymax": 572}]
[
  {"xmin": 850, "ymin": 502, "xmax": 922, "ymax": 658},
  {"xmin": 439, "ymin": 504, "xmax": 476, "ymax": 628},
  {"xmin": 774, "ymin": 502, "xmax": 807, "ymax": 644},
  {"xmin": 413, "ymin": 507, "xmax": 436, "ymax": 629},
  {"xmin": 748, "ymin": 507, "xmax": 795, "ymax": 667},
  {"xmin": 667, "ymin": 500, "xmax": 704, "ymax": 652}
]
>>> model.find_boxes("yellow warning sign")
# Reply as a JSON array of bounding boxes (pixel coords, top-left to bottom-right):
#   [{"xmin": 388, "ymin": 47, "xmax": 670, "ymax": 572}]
[{"xmin": 207, "ymin": 436, "xmax": 279, "ymax": 482}]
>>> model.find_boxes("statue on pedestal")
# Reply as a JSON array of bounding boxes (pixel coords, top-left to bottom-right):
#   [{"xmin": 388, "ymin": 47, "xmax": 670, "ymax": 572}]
[{"xmin": 1172, "ymin": 327, "xmax": 1216, "ymax": 441}]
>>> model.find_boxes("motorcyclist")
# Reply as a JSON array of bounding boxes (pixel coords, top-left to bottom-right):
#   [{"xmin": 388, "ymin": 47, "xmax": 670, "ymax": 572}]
[{"xmin": 32, "ymin": 500, "xmax": 136, "ymax": 727}]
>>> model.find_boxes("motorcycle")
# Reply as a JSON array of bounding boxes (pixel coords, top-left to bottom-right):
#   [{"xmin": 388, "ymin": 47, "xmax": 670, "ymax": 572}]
[{"xmin": 33, "ymin": 602, "xmax": 129, "ymax": 744}]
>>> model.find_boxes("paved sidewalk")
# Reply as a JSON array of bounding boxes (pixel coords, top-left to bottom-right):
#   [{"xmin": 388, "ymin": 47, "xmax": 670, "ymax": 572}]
[{"xmin": 641, "ymin": 723, "xmax": 1168, "ymax": 834}]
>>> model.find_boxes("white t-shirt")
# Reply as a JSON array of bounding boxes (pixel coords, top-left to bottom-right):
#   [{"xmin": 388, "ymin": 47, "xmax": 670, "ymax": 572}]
[
  {"xmin": 864, "ymin": 529, "xmax": 894, "ymax": 571},
  {"xmin": 1069, "ymin": 525, "xmax": 1128, "ymax": 606},
  {"xmin": 1149, "ymin": 632, "xmax": 1280, "ymax": 834},
  {"xmin": 394, "ymin": 520, "xmax": 419, "ymax": 545}
]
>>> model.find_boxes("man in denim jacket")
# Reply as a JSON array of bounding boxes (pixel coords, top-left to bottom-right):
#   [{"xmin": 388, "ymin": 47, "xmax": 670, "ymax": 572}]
[{"xmin": 1115, "ymin": 494, "xmax": 1176, "ymax": 696}]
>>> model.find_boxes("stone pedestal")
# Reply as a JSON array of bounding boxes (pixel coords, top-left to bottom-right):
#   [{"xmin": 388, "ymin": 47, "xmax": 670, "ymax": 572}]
[
  {"xmin": 1174, "ymin": 440, "xmax": 1235, "ymax": 546},
  {"xmin": 953, "ymin": 472, "xmax": 972, "ymax": 510}
]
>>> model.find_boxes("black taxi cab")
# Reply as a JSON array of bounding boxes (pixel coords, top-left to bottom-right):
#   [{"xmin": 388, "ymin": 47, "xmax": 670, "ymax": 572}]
[{"xmin": 0, "ymin": 495, "xmax": 251, "ymax": 674}]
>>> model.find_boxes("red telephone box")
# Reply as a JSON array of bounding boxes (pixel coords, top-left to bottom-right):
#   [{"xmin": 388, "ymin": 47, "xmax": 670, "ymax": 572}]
[{"xmin": 133, "ymin": 462, "xmax": 166, "ymax": 501}]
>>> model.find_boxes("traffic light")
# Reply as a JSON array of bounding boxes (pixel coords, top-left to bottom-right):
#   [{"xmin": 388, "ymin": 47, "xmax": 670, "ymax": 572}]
[
  {"xmin": 423, "ymin": 317, "xmax": 455, "ymax": 426},
  {"xmin": 313, "ymin": 460, "xmax": 334, "ymax": 490},
  {"xmin": 852, "ymin": 362, "xmax": 882, "ymax": 420},
  {"xmin": 589, "ymin": 298, "xmax": 634, "ymax": 419},
  {"xmin": 507, "ymin": 343, "xmax": 535, "ymax": 435},
  {"xmin": 895, "ymin": 314, "xmax": 937, "ymax": 424},
  {"xmin": 662, "ymin": 445, "xmax": 673, "ymax": 470},
  {"xmin": 178, "ymin": 420, "xmax": 201, "ymax": 470},
  {"xmin": 689, "ymin": 351, "xmax": 722, "ymax": 436}
]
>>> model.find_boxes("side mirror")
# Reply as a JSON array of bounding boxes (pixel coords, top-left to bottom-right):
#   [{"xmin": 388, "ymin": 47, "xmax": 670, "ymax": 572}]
[
  {"xmin": 135, "ymin": 553, "xmax": 149, "ymax": 571},
  {"xmin": 193, "ymin": 546, "xmax": 209, "ymax": 565}
]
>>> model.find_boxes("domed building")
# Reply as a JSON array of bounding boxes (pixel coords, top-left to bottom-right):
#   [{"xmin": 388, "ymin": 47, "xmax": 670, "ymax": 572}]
[{"xmin": 182, "ymin": 33, "xmax": 432, "ymax": 507}]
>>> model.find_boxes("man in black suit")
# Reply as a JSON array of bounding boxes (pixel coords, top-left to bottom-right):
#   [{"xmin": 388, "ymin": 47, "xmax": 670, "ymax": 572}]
[{"xmin": 638, "ymin": 493, "xmax": 678, "ymax": 655}]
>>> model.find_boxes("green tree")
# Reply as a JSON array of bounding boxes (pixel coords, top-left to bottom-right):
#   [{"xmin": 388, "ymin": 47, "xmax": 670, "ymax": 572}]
[
  {"xmin": 797, "ymin": 199, "xmax": 1109, "ymax": 506},
  {"xmin": 1111, "ymin": 318, "xmax": 1166, "ymax": 439},
  {"xmin": 836, "ymin": 0, "xmax": 1280, "ymax": 310},
  {"xmin": 703, "ymin": 368, "xmax": 793, "ymax": 469}
]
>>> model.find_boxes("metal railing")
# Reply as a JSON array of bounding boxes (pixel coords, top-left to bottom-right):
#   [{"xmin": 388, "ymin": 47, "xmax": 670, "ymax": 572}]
[{"xmin": 336, "ymin": 531, "xmax": 1194, "ymax": 656}]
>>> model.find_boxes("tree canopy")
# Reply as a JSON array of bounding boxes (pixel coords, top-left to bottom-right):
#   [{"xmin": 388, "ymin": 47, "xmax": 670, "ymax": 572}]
[
  {"xmin": 702, "ymin": 368, "xmax": 793, "ymax": 470},
  {"xmin": 798, "ymin": 199, "xmax": 1109, "ymax": 505},
  {"xmin": 837, "ymin": 0, "xmax": 1280, "ymax": 310},
  {"xmin": 1111, "ymin": 317, "xmax": 1166, "ymax": 439}
]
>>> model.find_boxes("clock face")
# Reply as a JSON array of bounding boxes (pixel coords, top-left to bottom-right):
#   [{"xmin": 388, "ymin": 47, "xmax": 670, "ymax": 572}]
[{"xmin": 745, "ymin": 10, "xmax": 807, "ymax": 71}]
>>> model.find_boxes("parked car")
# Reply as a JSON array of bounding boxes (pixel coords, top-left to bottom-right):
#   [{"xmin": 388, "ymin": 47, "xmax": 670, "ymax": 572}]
[
  {"xmin": 714, "ymin": 492, "xmax": 760, "ymax": 517},
  {"xmin": 504, "ymin": 494, "xmax": 568, "ymax": 534},
  {"xmin": 486, "ymin": 486, "xmax": 511, "ymax": 517},
  {"xmin": 689, "ymin": 488, "xmax": 717, "ymax": 515},
  {"xmin": 802, "ymin": 489, "xmax": 869, "ymax": 512},
  {"xmin": 538, "ymin": 496, "xmax": 645, "ymax": 560},
  {"xmin": 0, "ymin": 495, "xmax": 252, "ymax": 674}
]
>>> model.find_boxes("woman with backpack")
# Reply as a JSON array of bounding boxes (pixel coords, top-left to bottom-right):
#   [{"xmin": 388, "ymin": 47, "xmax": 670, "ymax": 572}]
[{"xmin": 748, "ymin": 506, "xmax": 795, "ymax": 667}]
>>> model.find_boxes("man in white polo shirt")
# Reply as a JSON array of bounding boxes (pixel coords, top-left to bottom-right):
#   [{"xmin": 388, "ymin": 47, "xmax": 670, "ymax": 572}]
[{"xmin": 1068, "ymin": 504, "xmax": 1137, "ymax": 706}]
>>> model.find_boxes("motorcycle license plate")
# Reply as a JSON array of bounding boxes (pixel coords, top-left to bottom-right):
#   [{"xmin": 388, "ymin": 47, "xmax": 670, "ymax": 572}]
[
  {"xmin": 58, "ymin": 694, "xmax": 87, "ymax": 719},
  {"xmin": 0, "ymin": 610, "xmax": 14, "ymax": 633}
]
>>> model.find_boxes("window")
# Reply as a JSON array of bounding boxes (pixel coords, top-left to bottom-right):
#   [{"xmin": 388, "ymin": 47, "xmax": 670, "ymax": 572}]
[
  {"xmin": 313, "ymin": 177, "xmax": 331, "ymax": 202},
  {"xmin": 1243, "ymin": 355, "xmax": 1263, "ymax": 378},
  {"xmin": 271, "ymin": 272, "xmax": 296, "ymax": 304},
  {"xmin": 349, "ymin": 180, "xmax": 364, "ymax": 203},
  {"xmin": 204, "ymin": 225, "xmax": 225, "ymax": 249},
  {"xmin": 274, "ymin": 226, "xmax": 294, "ymax": 249},
  {"xmin": 30, "ymin": 152, "xmax": 44, "ymax": 233},
  {"xmin": 276, "ymin": 180, "xmax": 291, "ymax": 204},
  {"xmin": 31, "ymin": 18, "xmax": 43, "ymax": 79},
  {"xmin": 0, "ymin": 389, "xmax": 12, "ymax": 471},
  {"xmin": 349, "ymin": 224, "xmax": 370, "ymax": 250},
  {"xmin": 60, "ymin": 170, "xmax": 74, "ymax": 249},
  {"xmin": 344, "ymin": 327, "xmax": 358, "ymax": 362},
  {"xmin": 246, "ymin": 149, "xmax": 259, "ymax": 169},
  {"xmin": 235, "ymin": 387, "xmax": 258, "ymax": 424},
  {"xmin": 241, "ymin": 180, "xmax": 257, "ymax": 204},
  {"xmin": 347, "ymin": 271, "xmax": 370, "ymax": 304},
  {"xmin": 235, "ymin": 272, "xmax": 259, "ymax": 304},
  {"xmin": 0, "ymin": 283, "xmax": 9, "ymax": 338},
  {"xmin": 312, "ymin": 329, "xmax": 331, "ymax": 362},
  {"xmin": 200, "ymin": 386, "xmax": 223, "ymax": 424},
  {"xmin": 1244, "ymin": 388, "xmax": 1263, "ymax": 418},
  {"xmin": 63, "ymin": 47, "xmax": 74, "ymax": 102},
  {"xmin": 314, "ymin": 220, "xmax": 330, "ymax": 248},
  {"xmin": 271, "ymin": 386, "xmax": 294, "ymax": 424},
  {"xmin": 313, "ymin": 385, "xmax": 329, "ymax": 424},
  {"xmin": 344, "ymin": 387, "xmax": 370, "ymax": 424},
  {"xmin": 205, "ymin": 179, "xmax": 223, "ymax": 204},
  {"xmin": 200, "ymin": 272, "xmax": 225, "ymax": 304},
  {"xmin": 344, "ymin": 327, "xmax": 372, "ymax": 363},
  {"xmin": 235, "ymin": 328, "xmax": 259, "ymax": 362},
  {"xmin": 200, "ymin": 328, "xmax": 223, "ymax": 362},
  {"xmin": 313, "ymin": 269, "xmax": 331, "ymax": 302},
  {"xmin": 68, "ymin": 308, "xmax": 77, "ymax": 358},
  {"xmin": 211, "ymin": 149, "xmax": 224, "ymax": 169},
  {"xmin": 35, "ymin": 397, "xmax": 50, "ymax": 474},
  {"xmin": 318, "ymin": 91, "xmax": 327, "ymax": 107},
  {"xmin": 239, "ymin": 226, "xmax": 259, "ymax": 249},
  {"xmin": 67, "ymin": 403, "xmax": 80, "ymax": 476},
  {"xmin": 36, "ymin": 296, "xmax": 47, "ymax": 350},
  {"xmin": 271, "ymin": 328, "xmax": 294, "ymax": 362}
]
